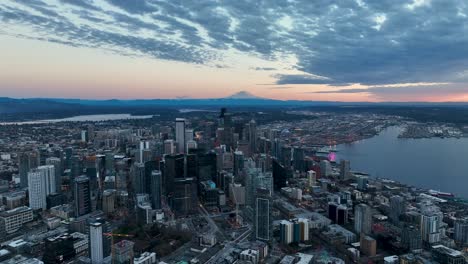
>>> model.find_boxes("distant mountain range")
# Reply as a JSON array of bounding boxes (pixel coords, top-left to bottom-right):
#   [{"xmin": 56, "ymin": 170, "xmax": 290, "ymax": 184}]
[
  {"xmin": 224, "ymin": 91, "xmax": 265, "ymax": 99},
  {"xmin": 2, "ymin": 91, "xmax": 468, "ymax": 116}
]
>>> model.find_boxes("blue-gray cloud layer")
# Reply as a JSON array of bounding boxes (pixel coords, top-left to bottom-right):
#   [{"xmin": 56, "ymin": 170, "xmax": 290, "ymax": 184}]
[
  {"xmin": 1, "ymin": 0, "xmax": 468, "ymax": 86},
  {"xmin": 313, "ymin": 83, "xmax": 468, "ymax": 100}
]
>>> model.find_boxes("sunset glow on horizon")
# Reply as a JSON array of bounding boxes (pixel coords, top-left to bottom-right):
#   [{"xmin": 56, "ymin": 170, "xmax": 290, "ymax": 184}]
[{"xmin": 1, "ymin": 0, "xmax": 468, "ymax": 102}]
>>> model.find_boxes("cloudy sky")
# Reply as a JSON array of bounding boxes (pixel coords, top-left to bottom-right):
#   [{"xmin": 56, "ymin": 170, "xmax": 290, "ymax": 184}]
[{"xmin": 1, "ymin": 0, "xmax": 468, "ymax": 101}]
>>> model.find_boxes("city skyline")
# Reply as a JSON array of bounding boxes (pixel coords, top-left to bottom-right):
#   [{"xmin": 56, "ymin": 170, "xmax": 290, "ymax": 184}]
[{"xmin": 2, "ymin": 0, "xmax": 468, "ymax": 101}]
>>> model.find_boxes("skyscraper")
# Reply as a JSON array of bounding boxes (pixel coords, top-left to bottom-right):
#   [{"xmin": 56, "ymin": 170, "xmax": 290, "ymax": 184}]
[
  {"xmin": 307, "ymin": 170, "xmax": 316, "ymax": 187},
  {"xmin": 454, "ymin": 219, "xmax": 468, "ymax": 245},
  {"xmin": 38, "ymin": 165, "xmax": 56, "ymax": 195},
  {"xmin": 248, "ymin": 119, "xmax": 257, "ymax": 154},
  {"xmin": 175, "ymin": 118, "xmax": 186, "ymax": 153},
  {"xmin": 28, "ymin": 169, "xmax": 46, "ymax": 210},
  {"xmin": 18, "ymin": 152, "xmax": 30, "ymax": 188},
  {"xmin": 89, "ymin": 222, "xmax": 103, "ymax": 264},
  {"xmin": 112, "ymin": 240, "xmax": 134, "ymax": 264},
  {"xmin": 185, "ymin": 129, "xmax": 194, "ymax": 142},
  {"xmin": 320, "ymin": 160, "xmax": 332, "ymax": 177},
  {"xmin": 74, "ymin": 176, "xmax": 91, "ymax": 217},
  {"xmin": 254, "ymin": 188, "xmax": 272, "ymax": 242},
  {"xmin": 292, "ymin": 147, "xmax": 305, "ymax": 172},
  {"xmin": 272, "ymin": 159, "xmax": 288, "ymax": 191},
  {"xmin": 164, "ymin": 154, "xmax": 197, "ymax": 216},
  {"xmin": 138, "ymin": 141, "xmax": 149, "ymax": 163},
  {"xmin": 195, "ymin": 151, "xmax": 217, "ymax": 182},
  {"xmin": 401, "ymin": 225, "xmax": 422, "ymax": 251},
  {"xmin": 280, "ymin": 220, "xmax": 294, "ymax": 244},
  {"xmin": 70, "ymin": 155, "xmax": 83, "ymax": 180},
  {"xmin": 150, "ymin": 170, "xmax": 162, "ymax": 210},
  {"xmin": 389, "ymin": 195, "xmax": 405, "ymax": 224},
  {"xmin": 19, "ymin": 151, "xmax": 40, "ymax": 188},
  {"xmin": 233, "ymin": 151, "xmax": 244, "ymax": 178},
  {"xmin": 46, "ymin": 157, "xmax": 62, "ymax": 194},
  {"xmin": 105, "ymin": 152, "xmax": 115, "ymax": 174},
  {"xmin": 421, "ymin": 209, "xmax": 443, "ymax": 244},
  {"xmin": 132, "ymin": 163, "xmax": 146, "ymax": 194},
  {"xmin": 245, "ymin": 167, "xmax": 273, "ymax": 207},
  {"xmin": 28, "ymin": 165, "xmax": 56, "ymax": 210},
  {"xmin": 144, "ymin": 160, "xmax": 159, "ymax": 194},
  {"xmin": 340, "ymin": 159, "xmax": 350, "ymax": 180},
  {"xmin": 354, "ymin": 203, "xmax": 372, "ymax": 235},
  {"xmin": 163, "ymin": 154, "xmax": 185, "ymax": 194},
  {"xmin": 163, "ymin": 139, "xmax": 175, "ymax": 155}
]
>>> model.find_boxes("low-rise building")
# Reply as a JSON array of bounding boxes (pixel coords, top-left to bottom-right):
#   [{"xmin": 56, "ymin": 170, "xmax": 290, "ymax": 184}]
[
  {"xmin": 134, "ymin": 252, "xmax": 157, "ymax": 264},
  {"xmin": 0, "ymin": 206, "xmax": 33, "ymax": 235}
]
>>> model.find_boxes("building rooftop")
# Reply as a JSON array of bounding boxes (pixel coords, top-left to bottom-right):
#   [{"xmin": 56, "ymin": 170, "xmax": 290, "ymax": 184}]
[
  {"xmin": 0, "ymin": 206, "xmax": 31, "ymax": 217},
  {"xmin": 432, "ymin": 244, "xmax": 462, "ymax": 257}
]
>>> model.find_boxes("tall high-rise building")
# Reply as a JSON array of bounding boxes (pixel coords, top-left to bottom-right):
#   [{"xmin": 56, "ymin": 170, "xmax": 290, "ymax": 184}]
[
  {"xmin": 354, "ymin": 204, "xmax": 372, "ymax": 235},
  {"xmin": 132, "ymin": 163, "xmax": 146, "ymax": 194},
  {"xmin": 46, "ymin": 157, "xmax": 62, "ymax": 193},
  {"xmin": 185, "ymin": 129, "xmax": 194, "ymax": 142},
  {"xmin": 360, "ymin": 235, "xmax": 377, "ymax": 257},
  {"xmin": 401, "ymin": 225, "xmax": 422, "ymax": 251},
  {"xmin": 337, "ymin": 205, "xmax": 349, "ymax": 225},
  {"xmin": 89, "ymin": 222, "xmax": 103, "ymax": 264},
  {"xmin": 38, "ymin": 165, "xmax": 56, "ymax": 195},
  {"xmin": 28, "ymin": 165, "xmax": 56, "ymax": 210},
  {"xmin": 138, "ymin": 141, "xmax": 150, "ymax": 163},
  {"xmin": 112, "ymin": 240, "xmax": 134, "ymax": 264},
  {"xmin": 245, "ymin": 167, "xmax": 273, "ymax": 207},
  {"xmin": 19, "ymin": 151, "xmax": 40, "ymax": 188},
  {"xmin": 163, "ymin": 154, "xmax": 185, "ymax": 194},
  {"xmin": 280, "ymin": 220, "xmax": 294, "ymax": 244},
  {"xmin": 186, "ymin": 140, "xmax": 197, "ymax": 151},
  {"xmin": 163, "ymin": 140, "xmax": 175, "ymax": 155},
  {"xmin": 105, "ymin": 153, "xmax": 115, "ymax": 173},
  {"xmin": 421, "ymin": 209, "xmax": 443, "ymax": 244},
  {"xmin": 175, "ymin": 118, "xmax": 186, "ymax": 153},
  {"xmin": 18, "ymin": 153, "xmax": 30, "ymax": 188},
  {"xmin": 248, "ymin": 119, "xmax": 257, "ymax": 154},
  {"xmin": 356, "ymin": 176, "xmax": 368, "ymax": 191},
  {"xmin": 233, "ymin": 151, "xmax": 244, "ymax": 178},
  {"xmin": 307, "ymin": 170, "xmax": 316, "ymax": 187},
  {"xmin": 144, "ymin": 160, "xmax": 159, "ymax": 194},
  {"xmin": 71, "ymin": 155, "xmax": 83, "ymax": 180},
  {"xmin": 281, "ymin": 218, "xmax": 310, "ymax": 244},
  {"xmin": 281, "ymin": 146, "xmax": 292, "ymax": 168},
  {"xmin": 339, "ymin": 159, "xmax": 350, "ymax": 180},
  {"xmin": 320, "ymin": 160, "xmax": 332, "ymax": 177},
  {"xmin": 292, "ymin": 147, "xmax": 305, "ymax": 172},
  {"xmin": 195, "ymin": 151, "xmax": 217, "ymax": 182},
  {"xmin": 272, "ymin": 159, "xmax": 288, "ymax": 191},
  {"xmin": 150, "ymin": 170, "xmax": 162, "ymax": 210},
  {"xmin": 164, "ymin": 154, "xmax": 197, "ymax": 216},
  {"xmin": 389, "ymin": 195, "xmax": 405, "ymax": 224},
  {"xmin": 74, "ymin": 176, "xmax": 91, "ymax": 217},
  {"xmin": 454, "ymin": 219, "xmax": 468, "ymax": 245},
  {"xmin": 87, "ymin": 125, "xmax": 95, "ymax": 142},
  {"xmin": 28, "ymin": 170, "xmax": 46, "ymax": 210},
  {"xmin": 64, "ymin": 147, "xmax": 73, "ymax": 170},
  {"xmin": 254, "ymin": 188, "xmax": 272, "ymax": 242}
]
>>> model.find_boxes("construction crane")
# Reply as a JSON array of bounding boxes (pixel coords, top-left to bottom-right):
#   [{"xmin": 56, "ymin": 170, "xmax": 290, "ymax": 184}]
[
  {"xmin": 103, "ymin": 233, "xmax": 134, "ymax": 264},
  {"xmin": 231, "ymin": 187, "xmax": 240, "ymax": 227}
]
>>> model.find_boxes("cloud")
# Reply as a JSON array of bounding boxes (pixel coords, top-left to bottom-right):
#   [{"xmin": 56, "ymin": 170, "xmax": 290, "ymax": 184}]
[
  {"xmin": 1, "ymin": 0, "xmax": 468, "ymax": 87},
  {"xmin": 313, "ymin": 83, "xmax": 468, "ymax": 100},
  {"xmin": 252, "ymin": 67, "xmax": 277, "ymax": 71},
  {"xmin": 274, "ymin": 74, "xmax": 332, "ymax": 85},
  {"xmin": 268, "ymin": 86, "xmax": 294, "ymax": 89},
  {"xmin": 314, "ymin": 88, "xmax": 370, "ymax": 94}
]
